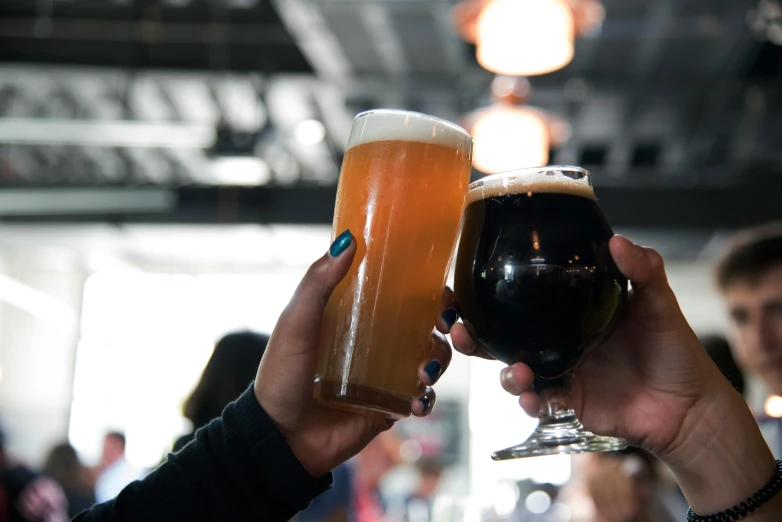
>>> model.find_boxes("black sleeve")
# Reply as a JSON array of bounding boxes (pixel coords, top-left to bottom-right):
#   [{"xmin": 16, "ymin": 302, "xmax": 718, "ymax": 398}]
[{"xmin": 74, "ymin": 388, "xmax": 333, "ymax": 522}]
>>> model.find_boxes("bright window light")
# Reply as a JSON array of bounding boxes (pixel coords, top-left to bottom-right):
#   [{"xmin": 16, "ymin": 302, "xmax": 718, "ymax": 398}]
[
  {"xmin": 493, "ymin": 480, "xmax": 519, "ymax": 516},
  {"xmin": 0, "ymin": 273, "xmax": 76, "ymax": 327},
  {"xmin": 468, "ymin": 357, "xmax": 571, "ymax": 497},
  {"xmin": 69, "ymin": 270, "xmax": 306, "ymax": 468}
]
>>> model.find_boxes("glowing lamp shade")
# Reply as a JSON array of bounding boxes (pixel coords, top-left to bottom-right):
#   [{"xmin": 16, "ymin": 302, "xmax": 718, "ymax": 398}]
[
  {"xmin": 471, "ymin": 106, "xmax": 550, "ymax": 174},
  {"xmin": 476, "ymin": 0, "xmax": 575, "ymax": 76}
]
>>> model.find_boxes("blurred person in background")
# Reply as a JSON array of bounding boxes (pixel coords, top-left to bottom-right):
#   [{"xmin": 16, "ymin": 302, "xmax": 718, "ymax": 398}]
[
  {"xmin": 296, "ymin": 430, "xmax": 403, "ymax": 522},
  {"xmin": 716, "ymin": 222, "xmax": 782, "ymax": 397},
  {"xmin": 41, "ymin": 443, "xmax": 95, "ymax": 518},
  {"xmin": 96, "ymin": 331, "xmax": 270, "ymax": 503},
  {"xmin": 93, "ymin": 433, "xmax": 142, "ymax": 504},
  {"xmin": 294, "ymin": 462, "xmax": 354, "ymax": 522},
  {"xmin": 563, "ymin": 449, "xmax": 678, "ymax": 522},
  {"xmin": 401, "ymin": 458, "xmax": 443, "ymax": 522},
  {"xmin": 0, "ymin": 425, "xmax": 68, "ymax": 522},
  {"xmin": 175, "ymin": 331, "xmax": 270, "ymax": 452},
  {"xmin": 716, "ymin": 224, "xmax": 782, "ymax": 458},
  {"xmin": 296, "ymin": 429, "xmax": 407, "ymax": 522},
  {"xmin": 353, "ymin": 432, "xmax": 403, "ymax": 522}
]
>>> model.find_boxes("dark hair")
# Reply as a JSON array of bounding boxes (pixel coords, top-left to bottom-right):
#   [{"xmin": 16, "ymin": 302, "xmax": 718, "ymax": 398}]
[
  {"xmin": 43, "ymin": 443, "xmax": 94, "ymax": 497},
  {"xmin": 700, "ymin": 335, "xmax": 745, "ymax": 397},
  {"xmin": 0, "ymin": 423, "xmax": 6, "ymax": 464},
  {"xmin": 105, "ymin": 432, "xmax": 126, "ymax": 447},
  {"xmin": 416, "ymin": 458, "xmax": 445, "ymax": 477},
  {"xmin": 183, "ymin": 331, "xmax": 269, "ymax": 429},
  {"xmin": 715, "ymin": 222, "xmax": 782, "ymax": 290}
]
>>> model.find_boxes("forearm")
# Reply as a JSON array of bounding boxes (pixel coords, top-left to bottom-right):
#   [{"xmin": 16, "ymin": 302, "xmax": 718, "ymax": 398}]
[
  {"xmin": 74, "ymin": 389, "xmax": 332, "ymax": 522},
  {"xmin": 664, "ymin": 379, "xmax": 780, "ymax": 518}
]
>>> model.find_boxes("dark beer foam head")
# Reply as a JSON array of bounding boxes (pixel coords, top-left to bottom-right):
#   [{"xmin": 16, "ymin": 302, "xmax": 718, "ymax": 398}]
[
  {"xmin": 346, "ymin": 109, "xmax": 473, "ymax": 153},
  {"xmin": 466, "ymin": 167, "xmax": 596, "ymax": 205}
]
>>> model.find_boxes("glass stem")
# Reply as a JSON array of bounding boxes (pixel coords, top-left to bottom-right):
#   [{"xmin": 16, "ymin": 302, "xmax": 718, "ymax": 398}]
[{"xmin": 538, "ymin": 386, "xmax": 578, "ymax": 427}]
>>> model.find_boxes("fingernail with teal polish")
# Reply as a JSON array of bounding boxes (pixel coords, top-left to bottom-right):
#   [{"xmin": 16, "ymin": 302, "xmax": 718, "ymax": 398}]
[
  {"xmin": 442, "ymin": 308, "xmax": 458, "ymax": 329},
  {"xmin": 329, "ymin": 230, "xmax": 352, "ymax": 257},
  {"xmin": 424, "ymin": 361, "xmax": 442, "ymax": 383},
  {"xmin": 420, "ymin": 396, "xmax": 431, "ymax": 413}
]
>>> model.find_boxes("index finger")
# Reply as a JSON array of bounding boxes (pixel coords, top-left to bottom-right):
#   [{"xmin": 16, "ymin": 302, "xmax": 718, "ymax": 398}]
[
  {"xmin": 450, "ymin": 322, "xmax": 494, "ymax": 360},
  {"xmin": 435, "ymin": 286, "xmax": 459, "ymax": 334}
]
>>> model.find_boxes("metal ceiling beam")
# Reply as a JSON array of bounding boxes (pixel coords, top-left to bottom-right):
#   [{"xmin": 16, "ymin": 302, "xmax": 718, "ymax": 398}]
[
  {"xmin": 0, "ymin": 119, "xmax": 216, "ymax": 148},
  {"xmin": 606, "ymin": 0, "xmax": 676, "ymax": 175},
  {"xmin": 270, "ymin": 0, "xmax": 352, "ymax": 82},
  {"xmin": 2, "ymin": 180, "xmax": 780, "ymax": 229},
  {"xmin": 343, "ymin": 74, "xmax": 782, "ymax": 100},
  {"xmin": 0, "ymin": 18, "xmax": 294, "ymax": 45},
  {"xmin": 430, "ymin": 2, "xmax": 468, "ymax": 77},
  {"xmin": 679, "ymin": 7, "xmax": 761, "ymax": 168},
  {"xmin": 360, "ymin": 4, "xmax": 410, "ymax": 78},
  {"xmin": 0, "ymin": 188, "xmax": 176, "ymax": 216}
]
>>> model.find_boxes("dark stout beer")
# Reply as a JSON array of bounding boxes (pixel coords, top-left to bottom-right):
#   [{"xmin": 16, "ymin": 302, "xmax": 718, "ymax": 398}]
[{"xmin": 455, "ymin": 171, "xmax": 626, "ymax": 389}]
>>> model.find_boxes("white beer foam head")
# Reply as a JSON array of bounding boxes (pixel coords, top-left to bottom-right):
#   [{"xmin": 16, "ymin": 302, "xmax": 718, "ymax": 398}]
[
  {"xmin": 466, "ymin": 166, "xmax": 596, "ymax": 205},
  {"xmin": 346, "ymin": 109, "xmax": 473, "ymax": 154}
]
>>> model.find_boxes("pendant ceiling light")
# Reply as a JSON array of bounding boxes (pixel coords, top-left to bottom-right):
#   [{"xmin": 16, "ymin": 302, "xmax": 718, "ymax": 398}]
[
  {"xmin": 453, "ymin": 0, "xmax": 605, "ymax": 76},
  {"xmin": 462, "ymin": 76, "xmax": 571, "ymax": 174},
  {"xmin": 468, "ymin": 105, "xmax": 550, "ymax": 173},
  {"xmin": 478, "ymin": 0, "xmax": 574, "ymax": 76}
]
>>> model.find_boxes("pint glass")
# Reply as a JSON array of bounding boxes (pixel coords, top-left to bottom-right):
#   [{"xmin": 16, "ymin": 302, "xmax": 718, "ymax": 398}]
[{"xmin": 314, "ymin": 109, "xmax": 473, "ymax": 419}]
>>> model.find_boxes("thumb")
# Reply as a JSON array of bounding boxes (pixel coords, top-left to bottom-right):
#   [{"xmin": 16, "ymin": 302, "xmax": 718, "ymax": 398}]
[
  {"xmin": 609, "ymin": 235, "xmax": 687, "ymax": 330},
  {"xmin": 256, "ymin": 230, "xmax": 355, "ymax": 416},
  {"xmin": 270, "ymin": 229, "xmax": 356, "ymax": 357}
]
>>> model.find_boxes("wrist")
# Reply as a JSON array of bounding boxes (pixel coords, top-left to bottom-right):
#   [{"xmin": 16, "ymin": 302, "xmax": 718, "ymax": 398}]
[
  {"xmin": 281, "ymin": 433, "xmax": 331, "ymax": 479},
  {"xmin": 253, "ymin": 384, "xmax": 332, "ymax": 480},
  {"xmin": 662, "ymin": 375, "xmax": 776, "ymax": 513}
]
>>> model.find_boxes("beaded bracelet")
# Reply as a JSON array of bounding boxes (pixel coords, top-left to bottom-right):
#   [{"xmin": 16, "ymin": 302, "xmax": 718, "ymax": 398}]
[{"xmin": 686, "ymin": 460, "xmax": 782, "ymax": 521}]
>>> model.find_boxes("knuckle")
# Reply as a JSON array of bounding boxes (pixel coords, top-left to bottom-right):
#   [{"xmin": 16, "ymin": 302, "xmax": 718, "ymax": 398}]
[
  {"xmin": 644, "ymin": 247, "xmax": 665, "ymax": 271},
  {"xmin": 304, "ymin": 260, "xmax": 335, "ymax": 306}
]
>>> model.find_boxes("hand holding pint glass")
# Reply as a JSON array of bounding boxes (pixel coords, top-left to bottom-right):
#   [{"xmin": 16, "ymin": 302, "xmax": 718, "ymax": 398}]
[{"xmin": 314, "ymin": 110, "xmax": 473, "ymax": 419}]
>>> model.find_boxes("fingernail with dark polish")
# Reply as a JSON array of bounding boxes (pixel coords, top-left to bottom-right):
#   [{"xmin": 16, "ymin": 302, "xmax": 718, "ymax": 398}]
[
  {"xmin": 424, "ymin": 360, "xmax": 442, "ymax": 383},
  {"xmin": 329, "ymin": 230, "xmax": 352, "ymax": 257},
  {"xmin": 442, "ymin": 308, "xmax": 458, "ymax": 329},
  {"xmin": 420, "ymin": 396, "xmax": 431, "ymax": 413}
]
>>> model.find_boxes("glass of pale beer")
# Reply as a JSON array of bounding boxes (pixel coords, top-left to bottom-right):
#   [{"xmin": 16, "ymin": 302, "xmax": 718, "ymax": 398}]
[{"xmin": 314, "ymin": 109, "xmax": 473, "ymax": 419}]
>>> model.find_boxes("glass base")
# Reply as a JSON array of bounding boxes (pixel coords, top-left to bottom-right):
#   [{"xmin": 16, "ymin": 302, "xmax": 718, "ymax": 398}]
[
  {"xmin": 492, "ymin": 413, "xmax": 627, "ymax": 460},
  {"xmin": 313, "ymin": 380, "xmax": 411, "ymax": 420}
]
